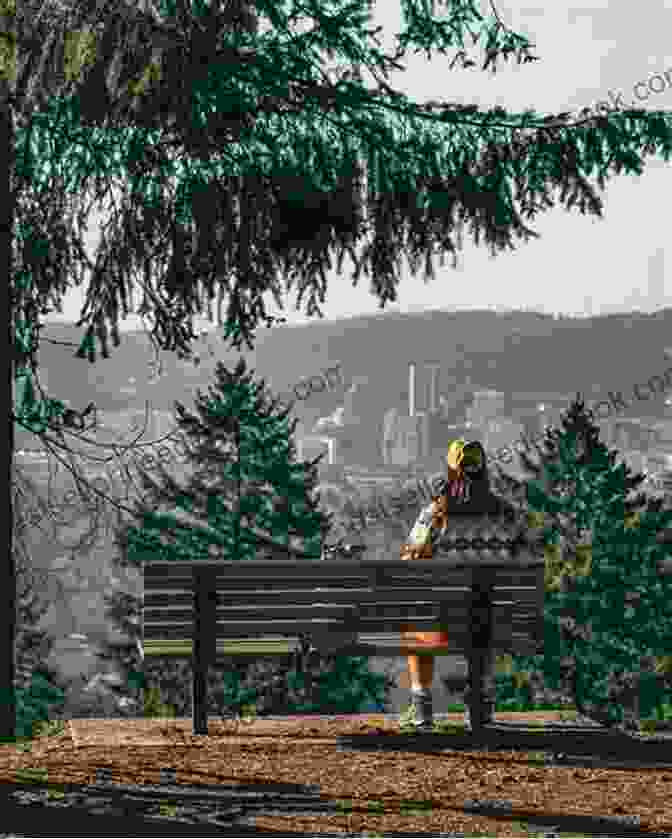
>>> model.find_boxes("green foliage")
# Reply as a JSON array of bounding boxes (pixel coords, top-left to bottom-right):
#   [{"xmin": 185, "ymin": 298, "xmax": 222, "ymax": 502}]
[
  {"xmin": 141, "ymin": 646, "xmax": 394, "ymax": 720},
  {"xmin": 140, "ymin": 656, "xmax": 262, "ymax": 720},
  {"xmin": 12, "ymin": 277, "xmax": 69, "ymax": 435},
  {"xmin": 491, "ymin": 395, "xmax": 672, "ymax": 731},
  {"xmin": 283, "ymin": 652, "xmax": 393, "ymax": 715},
  {"xmin": 143, "ymin": 685, "xmax": 176, "ymax": 719},
  {"xmin": 12, "ymin": 0, "xmax": 672, "ymax": 381},
  {"xmin": 115, "ymin": 357, "xmax": 332, "ymax": 566},
  {"xmin": 0, "ymin": 672, "xmax": 66, "ymax": 744}
]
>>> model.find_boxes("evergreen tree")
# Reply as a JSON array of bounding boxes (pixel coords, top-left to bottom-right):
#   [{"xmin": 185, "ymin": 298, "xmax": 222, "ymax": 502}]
[
  {"xmin": 118, "ymin": 357, "xmax": 331, "ymax": 566},
  {"xmin": 490, "ymin": 395, "xmax": 672, "ymax": 731},
  {"xmin": 491, "ymin": 396, "xmax": 649, "ymax": 587},
  {"xmin": 110, "ymin": 358, "xmax": 393, "ymax": 717}
]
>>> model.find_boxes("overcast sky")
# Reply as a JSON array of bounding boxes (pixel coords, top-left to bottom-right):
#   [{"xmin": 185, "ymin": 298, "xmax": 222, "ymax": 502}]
[{"xmin": 43, "ymin": 0, "xmax": 672, "ymax": 333}]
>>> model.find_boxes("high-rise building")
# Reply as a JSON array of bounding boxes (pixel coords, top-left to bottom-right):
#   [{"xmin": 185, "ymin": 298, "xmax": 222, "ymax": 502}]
[
  {"xmin": 407, "ymin": 362, "xmax": 442, "ymax": 417},
  {"xmin": 648, "ymin": 247, "xmax": 665, "ymax": 308}
]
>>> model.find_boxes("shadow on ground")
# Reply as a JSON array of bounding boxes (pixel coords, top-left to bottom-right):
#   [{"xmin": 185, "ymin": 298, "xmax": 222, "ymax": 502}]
[
  {"xmin": 0, "ymin": 776, "xmax": 349, "ymax": 836},
  {"xmin": 337, "ymin": 722, "xmax": 672, "ymax": 766},
  {"xmin": 334, "ymin": 724, "xmax": 672, "ymax": 836}
]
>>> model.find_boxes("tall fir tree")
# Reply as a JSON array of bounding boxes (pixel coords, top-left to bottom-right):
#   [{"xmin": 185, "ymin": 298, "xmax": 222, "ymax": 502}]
[
  {"xmin": 491, "ymin": 395, "xmax": 650, "ymax": 591},
  {"xmin": 490, "ymin": 395, "xmax": 672, "ymax": 731},
  {"xmin": 118, "ymin": 357, "xmax": 331, "ymax": 566},
  {"xmin": 109, "ymin": 358, "xmax": 394, "ymax": 717}
]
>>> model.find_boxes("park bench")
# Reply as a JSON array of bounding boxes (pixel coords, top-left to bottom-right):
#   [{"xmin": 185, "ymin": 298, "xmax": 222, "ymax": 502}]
[{"xmin": 142, "ymin": 545, "xmax": 546, "ymax": 736}]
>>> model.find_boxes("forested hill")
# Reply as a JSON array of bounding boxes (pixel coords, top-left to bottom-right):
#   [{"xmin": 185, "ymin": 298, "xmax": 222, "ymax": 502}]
[{"xmin": 20, "ymin": 307, "xmax": 672, "ymax": 452}]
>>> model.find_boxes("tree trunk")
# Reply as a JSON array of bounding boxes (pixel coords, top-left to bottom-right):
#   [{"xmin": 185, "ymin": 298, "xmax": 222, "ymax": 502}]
[{"xmin": 0, "ymin": 75, "xmax": 16, "ymax": 742}]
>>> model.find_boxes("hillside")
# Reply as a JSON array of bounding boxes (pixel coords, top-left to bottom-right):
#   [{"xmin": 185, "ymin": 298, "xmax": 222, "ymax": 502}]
[{"xmin": 20, "ymin": 307, "xmax": 672, "ymax": 456}]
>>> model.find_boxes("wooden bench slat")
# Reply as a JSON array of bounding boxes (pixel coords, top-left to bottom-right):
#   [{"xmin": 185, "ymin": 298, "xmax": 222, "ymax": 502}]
[
  {"xmin": 143, "ymin": 598, "xmax": 532, "ymax": 625},
  {"xmin": 143, "ymin": 577, "xmax": 480, "ymax": 590},
  {"xmin": 143, "ymin": 570, "xmax": 544, "ymax": 588},
  {"xmin": 143, "ymin": 601, "xmax": 522, "ymax": 637},
  {"xmin": 143, "ymin": 633, "xmax": 511, "ymax": 652},
  {"xmin": 142, "ymin": 633, "xmax": 542, "ymax": 658},
  {"xmin": 143, "ymin": 595, "xmax": 532, "ymax": 618},
  {"xmin": 143, "ymin": 587, "xmax": 472, "ymax": 604},
  {"xmin": 142, "ymin": 587, "xmax": 542, "ymax": 609},
  {"xmin": 143, "ymin": 624, "xmax": 541, "ymax": 642},
  {"xmin": 143, "ymin": 558, "xmax": 545, "ymax": 574},
  {"xmin": 143, "ymin": 581, "xmax": 542, "ymax": 592}
]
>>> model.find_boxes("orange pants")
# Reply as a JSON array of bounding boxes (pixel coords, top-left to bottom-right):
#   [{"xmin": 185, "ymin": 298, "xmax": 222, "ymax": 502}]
[
  {"xmin": 403, "ymin": 630, "xmax": 449, "ymax": 690},
  {"xmin": 407, "ymin": 652, "xmax": 435, "ymax": 689}
]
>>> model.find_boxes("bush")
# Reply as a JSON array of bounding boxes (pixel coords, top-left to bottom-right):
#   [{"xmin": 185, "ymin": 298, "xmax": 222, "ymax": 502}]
[
  {"xmin": 4, "ymin": 506, "xmax": 70, "ymax": 742},
  {"xmin": 284, "ymin": 651, "xmax": 394, "ymax": 715},
  {"xmin": 492, "ymin": 665, "xmax": 577, "ymax": 711},
  {"xmin": 142, "ymin": 641, "xmax": 395, "ymax": 719},
  {"xmin": 0, "ymin": 670, "xmax": 67, "ymax": 743},
  {"xmin": 143, "ymin": 685, "xmax": 176, "ymax": 718}
]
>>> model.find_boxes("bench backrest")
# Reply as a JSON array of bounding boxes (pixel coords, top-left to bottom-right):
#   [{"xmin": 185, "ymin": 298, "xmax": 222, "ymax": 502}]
[{"xmin": 143, "ymin": 557, "xmax": 545, "ymax": 659}]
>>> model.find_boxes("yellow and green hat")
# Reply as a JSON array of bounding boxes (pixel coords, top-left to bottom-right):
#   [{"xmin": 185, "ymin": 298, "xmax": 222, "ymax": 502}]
[{"xmin": 446, "ymin": 439, "xmax": 484, "ymax": 473}]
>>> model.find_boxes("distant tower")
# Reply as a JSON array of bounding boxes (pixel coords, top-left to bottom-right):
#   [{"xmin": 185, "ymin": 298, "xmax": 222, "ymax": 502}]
[
  {"xmin": 648, "ymin": 247, "xmax": 665, "ymax": 309},
  {"xmin": 408, "ymin": 361, "xmax": 441, "ymax": 416},
  {"xmin": 425, "ymin": 362, "xmax": 441, "ymax": 413}
]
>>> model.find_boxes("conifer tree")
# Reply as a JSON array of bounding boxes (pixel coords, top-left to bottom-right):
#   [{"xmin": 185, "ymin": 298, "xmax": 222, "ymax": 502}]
[
  {"xmin": 117, "ymin": 357, "xmax": 332, "ymax": 566},
  {"xmin": 110, "ymin": 358, "xmax": 393, "ymax": 717},
  {"xmin": 490, "ymin": 396, "xmax": 672, "ymax": 731},
  {"xmin": 490, "ymin": 398, "xmax": 647, "ymax": 599}
]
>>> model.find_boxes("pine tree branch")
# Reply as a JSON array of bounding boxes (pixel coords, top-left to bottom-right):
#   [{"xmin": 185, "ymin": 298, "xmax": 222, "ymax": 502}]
[{"xmin": 161, "ymin": 505, "xmax": 323, "ymax": 561}]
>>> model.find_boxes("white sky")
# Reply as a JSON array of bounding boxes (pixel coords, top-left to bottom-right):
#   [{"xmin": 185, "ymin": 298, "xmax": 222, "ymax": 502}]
[{"xmin": 42, "ymin": 0, "xmax": 672, "ymax": 332}]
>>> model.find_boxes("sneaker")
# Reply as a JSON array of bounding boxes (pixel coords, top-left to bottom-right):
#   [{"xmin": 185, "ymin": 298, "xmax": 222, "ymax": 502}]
[{"xmin": 410, "ymin": 688, "xmax": 433, "ymax": 733}]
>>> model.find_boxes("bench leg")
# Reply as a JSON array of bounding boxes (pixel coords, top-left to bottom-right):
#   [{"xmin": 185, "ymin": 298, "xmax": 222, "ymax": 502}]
[
  {"xmin": 193, "ymin": 660, "xmax": 209, "ymax": 736},
  {"xmin": 465, "ymin": 646, "xmax": 496, "ymax": 734}
]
